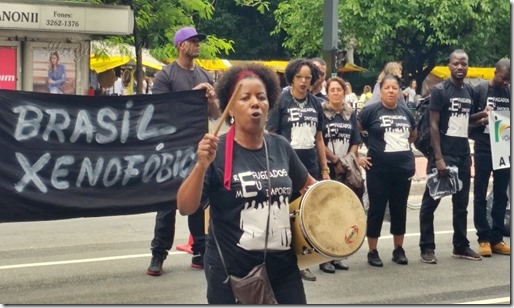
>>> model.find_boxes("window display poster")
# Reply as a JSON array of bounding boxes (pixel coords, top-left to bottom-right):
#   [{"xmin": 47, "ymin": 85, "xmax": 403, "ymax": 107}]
[
  {"xmin": 0, "ymin": 47, "xmax": 17, "ymax": 90},
  {"xmin": 33, "ymin": 47, "xmax": 76, "ymax": 94}
]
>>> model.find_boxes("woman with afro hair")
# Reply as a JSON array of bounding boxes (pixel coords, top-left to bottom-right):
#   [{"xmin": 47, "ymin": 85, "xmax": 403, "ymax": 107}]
[
  {"xmin": 266, "ymin": 58, "xmax": 331, "ymax": 281},
  {"xmin": 178, "ymin": 63, "xmax": 317, "ymax": 304}
]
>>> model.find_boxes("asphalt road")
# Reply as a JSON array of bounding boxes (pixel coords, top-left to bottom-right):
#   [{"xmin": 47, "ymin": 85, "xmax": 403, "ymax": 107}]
[{"xmin": 0, "ymin": 197, "xmax": 510, "ymax": 305}]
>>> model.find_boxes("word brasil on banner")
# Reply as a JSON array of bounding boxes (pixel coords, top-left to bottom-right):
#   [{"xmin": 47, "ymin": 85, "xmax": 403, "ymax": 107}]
[{"xmin": 0, "ymin": 90, "xmax": 207, "ymax": 222}]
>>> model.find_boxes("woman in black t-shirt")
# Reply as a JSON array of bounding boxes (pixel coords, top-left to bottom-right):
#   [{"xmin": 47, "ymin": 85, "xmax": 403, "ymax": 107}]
[
  {"xmin": 177, "ymin": 63, "xmax": 317, "ymax": 304},
  {"xmin": 266, "ymin": 58, "xmax": 330, "ymax": 184},
  {"xmin": 319, "ymin": 76, "xmax": 368, "ymax": 273},
  {"xmin": 266, "ymin": 58, "xmax": 330, "ymax": 281},
  {"xmin": 358, "ymin": 75, "xmax": 417, "ymax": 267}
]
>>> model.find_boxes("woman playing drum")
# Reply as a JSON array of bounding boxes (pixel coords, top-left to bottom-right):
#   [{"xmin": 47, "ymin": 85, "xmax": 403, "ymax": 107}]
[{"xmin": 177, "ymin": 63, "xmax": 317, "ymax": 304}]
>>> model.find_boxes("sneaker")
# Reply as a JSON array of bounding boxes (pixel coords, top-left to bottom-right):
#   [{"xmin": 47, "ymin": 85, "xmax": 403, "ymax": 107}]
[
  {"xmin": 478, "ymin": 242, "xmax": 492, "ymax": 257},
  {"xmin": 492, "ymin": 241, "xmax": 511, "ymax": 255},
  {"xmin": 452, "ymin": 247, "xmax": 482, "ymax": 261},
  {"xmin": 300, "ymin": 268, "xmax": 316, "ymax": 281},
  {"xmin": 147, "ymin": 254, "xmax": 166, "ymax": 276},
  {"xmin": 392, "ymin": 246, "xmax": 408, "ymax": 265},
  {"xmin": 367, "ymin": 249, "xmax": 383, "ymax": 267},
  {"xmin": 420, "ymin": 249, "xmax": 437, "ymax": 264},
  {"xmin": 191, "ymin": 254, "xmax": 204, "ymax": 269},
  {"xmin": 319, "ymin": 262, "xmax": 336, "ymax": 273},
  {"xmin": 331, "ymin": 260, "xmax": 350, "ymax": 270}
]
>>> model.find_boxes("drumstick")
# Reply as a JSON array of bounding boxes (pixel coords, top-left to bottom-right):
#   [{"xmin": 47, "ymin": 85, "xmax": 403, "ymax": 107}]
[{"xmin": 213, "ymin": 83, "xmax": 242, "ymax": 137}]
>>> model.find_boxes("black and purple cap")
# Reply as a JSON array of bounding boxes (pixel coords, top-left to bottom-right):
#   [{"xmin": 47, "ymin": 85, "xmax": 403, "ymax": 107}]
[{"xmin": 174, "ymin": 27, "xmax": 206, "ymax": 47}]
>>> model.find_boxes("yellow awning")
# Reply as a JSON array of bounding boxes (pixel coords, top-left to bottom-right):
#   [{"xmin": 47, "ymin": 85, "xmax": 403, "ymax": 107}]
[
  {"xmin": 338, "ymin": 63, "xmax": 367, "ymax": 73},
  {"xmin": 90, "ymin": 41, "xmax": 165, "ymax": 73},
  {"xmin": 430, "ymin": 66, "xmax": 494, "ymax": 80},
  {"xmin": 195, "ymin": 59, "xmax": 232, "ymax": 71},
  {"xmin": 262, "ymin": 61, "xmax": 289, "ymax": 73}
]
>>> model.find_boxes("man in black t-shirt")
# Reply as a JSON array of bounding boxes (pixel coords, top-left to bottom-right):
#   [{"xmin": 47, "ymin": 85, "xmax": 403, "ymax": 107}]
[
  {"xmin": 419, "ymin": 49, "xmax": 482, "ymax": 264},
  {"xmin": 147, "ymin": 26, "xmax": 220, "ymax": 276},
  {"xmin": 471, "ymin": 58, "xmax": 511, "ymax": 257}
]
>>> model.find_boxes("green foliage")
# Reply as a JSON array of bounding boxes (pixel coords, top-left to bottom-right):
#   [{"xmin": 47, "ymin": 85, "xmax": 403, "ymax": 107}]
[
  {"xmin": 234, "ymin": 0, "xmax": 270, "ymax": 14},
  {"xmin": 272, "ymin": 0, "xmax": 325, "ymax": 58},
  {"xmin": 197, "ymin": 0, "xmax": 284, "ymax": 60},
  {"xmin": 273, "ymin": 0, "xmax": 510, "ymax": 83}
]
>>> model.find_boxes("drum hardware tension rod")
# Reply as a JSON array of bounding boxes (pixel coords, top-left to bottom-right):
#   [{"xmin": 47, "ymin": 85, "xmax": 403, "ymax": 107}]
[{"xmin": 302, "ymin": 247, "xmax": 313, "ymax": 255}]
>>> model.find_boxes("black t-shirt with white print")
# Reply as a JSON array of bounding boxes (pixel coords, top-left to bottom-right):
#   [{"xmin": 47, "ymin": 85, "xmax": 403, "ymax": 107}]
[
  {"xmin": 201, "ymin": 133, "xmax": 308, "ymax": 270},
  {"xmin": 429, "ymin": 79, "xmax": 475, "ymax": 156},
  {"xmin": 472, "ymin": 81, "xmax": 510, "ymax": 154},
  {"xmin": 322, "ymin": 103, "xmax": 362, "ymax": 159},
  {"xmin": 358, "ymin": 102, "xmax": 415, "ymax": 177},
  {"xmin": 266, "ymin": 91, "xmax": 324, "ymax": 174}
]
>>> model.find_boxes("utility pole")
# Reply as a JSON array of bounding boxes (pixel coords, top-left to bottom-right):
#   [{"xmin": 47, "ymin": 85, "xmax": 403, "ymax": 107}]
[{"xmin": 322, "ymin": 0, "xmax": 339, "ymax": 78}]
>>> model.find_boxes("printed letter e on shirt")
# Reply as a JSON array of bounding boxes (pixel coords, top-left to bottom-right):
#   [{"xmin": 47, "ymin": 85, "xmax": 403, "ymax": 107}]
[
  {"xmin": 239, "ymin": 171, "xmax": 260, "ymax": 198},
  {"xmin": 380, "ymin": 115, "xmax": 393, "ymax": 127}
]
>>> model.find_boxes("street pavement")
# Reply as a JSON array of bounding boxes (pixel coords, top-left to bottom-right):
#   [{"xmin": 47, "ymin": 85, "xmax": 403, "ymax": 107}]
[{"xmin": 0, "ymin": 196, "xmax": 510, "ymax": 305}]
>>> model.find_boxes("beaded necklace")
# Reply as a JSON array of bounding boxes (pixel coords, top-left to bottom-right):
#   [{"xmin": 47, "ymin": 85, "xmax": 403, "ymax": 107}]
[{"xmin": 290, "ymin": 90, "xmax": 307, "ymax": 109}]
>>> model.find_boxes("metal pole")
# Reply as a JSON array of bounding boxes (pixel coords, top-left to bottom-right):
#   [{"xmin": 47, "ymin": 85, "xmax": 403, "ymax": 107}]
[{"xmin": 322, "ymin": 0, "xmax": 339, "ymax": 77}]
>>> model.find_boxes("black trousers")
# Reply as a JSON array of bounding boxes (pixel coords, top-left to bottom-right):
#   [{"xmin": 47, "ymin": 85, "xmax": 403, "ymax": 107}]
[
  {"xmin": 151, "ymin": 207, "xmax": 206, "ymax": 256},
  {"xmin": 419, "ymin": 155, "xmax": 471, "ymax": 252},
  {"xmin": 473, "ymin": 151, "xmax": 510, "ymax": 245},
  {"xmin": 188, "ymin": 207, "xmax": 206, "ymax": 256},
  {"xmin": 151, "ymin": 208, "xmax": 177, "ymax": 257},
  {"xmin": 204, "ymin": 245, "xmax": 306, "ymax": 304},
  {"xmin": 366, "ymin": 171, "xmax": 411, "ymax": 238}
]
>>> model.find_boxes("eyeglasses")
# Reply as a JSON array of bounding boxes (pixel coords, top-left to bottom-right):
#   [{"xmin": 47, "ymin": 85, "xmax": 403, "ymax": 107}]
[
  {"xmin": 329, "ymin": 88, "xmax": 344, "ymax": 93},
  {"xmin": 294, "ymin": 74, "xmax": 312, "ymax": 81}
]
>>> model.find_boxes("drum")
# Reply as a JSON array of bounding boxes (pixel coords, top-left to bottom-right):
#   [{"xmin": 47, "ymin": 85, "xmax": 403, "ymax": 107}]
[{"xmin": 289, "ymin": 180, "xmax": 366, "ymax": 270}]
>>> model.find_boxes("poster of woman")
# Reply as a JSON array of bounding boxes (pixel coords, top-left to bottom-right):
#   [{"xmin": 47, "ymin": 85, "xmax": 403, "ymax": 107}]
[{"xmin": 32, "ymin": 47, "xmax": 76, "ymax": 95}]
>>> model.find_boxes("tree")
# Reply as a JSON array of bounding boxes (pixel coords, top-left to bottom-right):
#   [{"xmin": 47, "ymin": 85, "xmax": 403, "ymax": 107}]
[
  {"xmin": 273, "ymin": 0, "xmax": 510, "ymax": 90},
  {"xmin": 196, "ymin": 0, "xmax": 287, "ymax": 60},
  {"xmin": 68, "ymin": 0, "xmax": 234, "ymax": 93}
]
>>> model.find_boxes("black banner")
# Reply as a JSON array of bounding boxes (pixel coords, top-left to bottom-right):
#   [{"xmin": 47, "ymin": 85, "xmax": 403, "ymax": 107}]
[{"xmin": 0, "ymin": 90, "xmax": 207, "ymax": 223}]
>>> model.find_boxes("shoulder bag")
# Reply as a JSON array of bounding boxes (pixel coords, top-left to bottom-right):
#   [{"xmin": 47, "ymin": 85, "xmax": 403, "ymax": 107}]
[{"xmin": 211, "ymin": 137, "xmax": 278, "ymax": 304}]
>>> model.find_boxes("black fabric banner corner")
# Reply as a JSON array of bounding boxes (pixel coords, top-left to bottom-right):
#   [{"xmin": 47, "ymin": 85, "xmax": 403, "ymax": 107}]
[{"xmin": 0, "ymin": 89, "xmax": 208, "ymax": 223}]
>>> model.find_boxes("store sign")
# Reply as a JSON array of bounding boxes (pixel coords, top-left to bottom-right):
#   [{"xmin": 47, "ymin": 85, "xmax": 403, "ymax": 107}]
[
  {"xmin": 0, "ymin": 47, "xmax": 17, "ymax": 90},
  {"xmin": 0, "ymin": 3, "xmax": 133, "ymax": 35}
]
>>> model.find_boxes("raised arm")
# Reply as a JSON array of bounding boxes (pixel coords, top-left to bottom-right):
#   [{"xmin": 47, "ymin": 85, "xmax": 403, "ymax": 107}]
[{"xmin": 177, "ymin": 133, "xmax": 218, "ymax": 215}]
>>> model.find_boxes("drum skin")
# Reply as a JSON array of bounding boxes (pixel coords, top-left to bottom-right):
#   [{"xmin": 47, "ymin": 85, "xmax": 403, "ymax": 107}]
[{"xmin": 289, "ymin": 180, "xmax": 366, "ymax": 269}]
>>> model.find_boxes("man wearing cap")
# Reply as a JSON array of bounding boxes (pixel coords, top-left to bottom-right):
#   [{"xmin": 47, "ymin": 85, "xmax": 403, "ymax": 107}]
[{"xmin": 148, "ymin": 26, "xmax": 220, "ymax": 276}]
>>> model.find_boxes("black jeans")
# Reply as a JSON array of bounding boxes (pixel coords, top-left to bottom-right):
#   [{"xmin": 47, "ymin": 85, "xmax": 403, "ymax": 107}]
[
  {"xmin": 473, "ymin": 151, "xmax": 510, "ymax": 245},
  {"xmin": 204, "ymin": 245, "xmax": 306, "ymax": 304},
  {"xmin": 188, "ymin": 207, "xmax": 206, "ymax": 256},
  {"xmin": 151, "ymin": 208, "xmax": 177, "ymax": 257},
  {"xmin": 366, "ymin": 171, "xmax": 411, "ymax": 238},
  {"xmin": 419, "ymin": 155, "xmax": 471, "ymax": 252}
]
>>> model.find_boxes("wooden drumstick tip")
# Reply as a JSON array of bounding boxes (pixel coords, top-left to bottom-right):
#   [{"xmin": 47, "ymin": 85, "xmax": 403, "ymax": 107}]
[{"xmin": 213, "ymin": 83, "xmax": 243, "ymax": 137}]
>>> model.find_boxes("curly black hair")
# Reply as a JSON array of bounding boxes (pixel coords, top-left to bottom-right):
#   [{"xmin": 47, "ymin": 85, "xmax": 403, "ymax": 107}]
[
  {"xmin": 215, "ymin": 63, "xmax": 280, "ymax": 125},
  {"xmin": 284, "ymin": 58, "xmax": 320, "ymax": 87}
]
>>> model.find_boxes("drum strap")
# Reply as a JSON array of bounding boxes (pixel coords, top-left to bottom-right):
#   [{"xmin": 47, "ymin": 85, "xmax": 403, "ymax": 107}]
[{"xmin": 211, "ymin": 136, "xmax": 272, "ymax": 279}]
